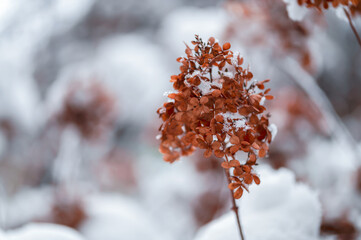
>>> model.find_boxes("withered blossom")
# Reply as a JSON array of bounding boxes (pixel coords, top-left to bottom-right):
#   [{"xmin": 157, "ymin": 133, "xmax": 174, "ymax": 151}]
[
  {"xmin": 57, "ymin": 81, "xmax": 116, "ymax": 140},
  {"xmin": 298, "ymin": 0, "xmax": 360, "ymax": 15},
  {"xmin": 225, "ymin": 0, "xmax": 318, "ymax": 72},
  {"xmin": 295, "ymin": 0, "xmax": 361, "ymax": 47},
  {"xmin": 157, "ymin": 35, "xmax": 274, "ymax": 199}
]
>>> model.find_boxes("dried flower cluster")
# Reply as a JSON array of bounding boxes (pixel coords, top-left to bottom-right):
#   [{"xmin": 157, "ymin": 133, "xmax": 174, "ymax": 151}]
[
  {"xmin": 57, "ymin": 81, "xmax": 116, "ymax": 140},
  {"xmin": 157, "ymin": 35, "xmax": 274, "ymax": 198},
  {"xmin": 298, "ymin": 0, "xmax": 360, "ymax": 15},
  {"xmin": 224, "ymin": 0, "xmax": 317, "ymax": 72}
]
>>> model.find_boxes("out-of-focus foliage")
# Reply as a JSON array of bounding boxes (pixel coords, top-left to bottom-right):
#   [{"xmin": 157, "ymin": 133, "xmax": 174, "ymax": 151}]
[{"xmin": 0, "ymin": 0, "xmax": 360, "ymax": 239}]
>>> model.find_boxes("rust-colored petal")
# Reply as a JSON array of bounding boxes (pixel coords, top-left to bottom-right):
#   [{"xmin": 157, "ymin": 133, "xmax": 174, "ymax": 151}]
[
  {"xmin": 253, "ymin": 175, "xmax": 261, "ymax": 185},
  {"xmin": 204, "ymin": 149, "xmax": 212, "ymax": 158},
  {"xmin": 230, "ymin": 135, "xmax": 240, "ymax": 145},
  {"xmin": 223, "ymin": 42, "xmax": 231, "ymax": 50},
  {"xmin": 229, "ymin": 160, "xmax": 241, "ymax": 167},
  {"xmin": 228, "ymin": 182, "xmax": 241, "ymax": 190},
  {"xmin": 259, "ymin": 148, "xmax": 266, "ymax": 158},
  {"xmin": 234, "ymin": 186, "xmax": 243, "ymax": 199},
  {"xmin": 214, "ymin": 149, "xmax": 225, "ymax": 158}
]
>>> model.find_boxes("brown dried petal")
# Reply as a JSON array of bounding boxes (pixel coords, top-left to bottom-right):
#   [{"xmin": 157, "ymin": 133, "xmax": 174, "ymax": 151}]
[
  {"xmin": 253, "ymin": 175, "xmax": 261, "ymax": 185},
  {"xmin": 200, "ymin": 96, "xmax": 209, "ymax": 104},
  {"xmin": 221, "ymin": 161, "xmax": 230, "ymax": 169},
  {"xmin": 196, "ymin": 139, "xmax": 208, "ymax": 149},
  {"xmin": 223, "ymin": 42, "xmax": 231, "ymax": 50},
  {"xmin": 214, "ymin": 150, "xmax": 225, "ymax": 158},
  {"xmin": 229, "ymin": 160, "xmax": 241, "ymax": 167},
  {"xmin": 234, "ymin": 186, "xmax": 243, "ymax": 199},
  {"xmin": 230, "ymin": 135, "xmax": 240, "ymax": 145},
  {"xmin": 206, "ymin": 134, "xmax": 213, "ymax": 144},
  {"xmin": 244, "ymin": 174, "xmax": 253, "ymax": 184},
  {"xmin": 215, "ymin": 114, "xmax": 224, "ymax": 123},
  {"xmin": 252, "ymin": 142, "xmax": 260, "ymax": 150},
  {"xmin": 211, "ymin": 141, "xmax": 221, "ymax": 150},
  {"xmin": 212, "ymin": 89, "xmax": 221, "ymax": 97},
  {"xmin": 259, "ymin": 148, "xmax": 266, "ymax": 158},
  {"xmin": 242, "ymin": 165, "xmax": 251, "ymax": 173},
  {"xmin": 228, "ymin": 182, "xmax": 241, "ymax": 190},
  {"xmin": 208, "ymin": 37, "xmax": 215, "ymax": 45},
  {"xmin": 233, "ymin": 167, "xmax": 243, "ymax": 176},
  {"xmin": 189, "ymin": 97, "xmax": 199, "ymax": 106},
  {"xmin": 204, "ymin": 149, "xmax": 212, "ymax": 158},
  {"xmin": 248, "ymin": 153, "xmax": 257, "ymax": 164},
  {"xmin": 230, "ymin": 145, "xmax": 239, "ymax": 154}
]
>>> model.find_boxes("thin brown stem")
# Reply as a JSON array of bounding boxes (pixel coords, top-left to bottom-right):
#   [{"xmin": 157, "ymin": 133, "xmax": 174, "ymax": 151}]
[
  {"xmin": 224, "ymin": 156, "xmax": 245, "ymax": 240},
  {"xmin": 344, "ymin": 8, "xmax": 361, "ymax": 48}
]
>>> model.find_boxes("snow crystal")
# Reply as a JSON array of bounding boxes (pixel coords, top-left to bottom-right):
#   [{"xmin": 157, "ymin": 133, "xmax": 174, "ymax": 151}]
[
  {"xmin": 184, "ymin": 68, "xmax": 225, "ymax": 95},
  {"xmin": 197, "ymin": 80, "xmax": 214, "ymax": 95},
  {"xmin": 222, "ymin": 71, "xmax": 234, "ymax": 78},
  {"xmin": 231, "ymin": 52, "xmax": 241, "ymax": 66},
  {"xmin": 194, "ymin": 166, "xmax": 322, "ymax": 240},
  {"xmin": 220, "ymin": 112, "xmax": 248, "ymax": 132},
  {"xmin": 163, "ymin": 91, "xmax": 177, "ymax": 97},
  {"xmin": 189, "ymin": 70, "xmax": 202, "ymax": 78}
]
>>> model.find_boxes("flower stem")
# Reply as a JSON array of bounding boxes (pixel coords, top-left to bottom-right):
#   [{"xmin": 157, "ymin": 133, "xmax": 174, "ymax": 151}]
[
  {"xmin": 224, "ymin": 157, "xmax": 245, "ymax": 240},
  {"xmin": 344, "ymin": 8, "xmax": 361, "ymax": 48}
]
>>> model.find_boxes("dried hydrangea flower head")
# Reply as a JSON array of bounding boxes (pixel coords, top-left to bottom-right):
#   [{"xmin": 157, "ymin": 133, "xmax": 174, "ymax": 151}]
[
  {"xmin": 157, "ymin": 35, "xmax": 274, "ymax": 199},
  {"xmin": 297, "ymin": 0, "xmax": 361, "ymax": 17},
  {"xmin": 224, "ymin": 0, "xmax": 318, "ymax": 72},
  {"xmin": 57, "ymin": 80, "xmax": 116, "ymax": 140},
  {"xmin": 295, "ymin": 0, "xmax": 361, "ymax": 47},
  {"xmin": 297, "ymin": 0, "xmax": 359, "ymax": 12}
]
